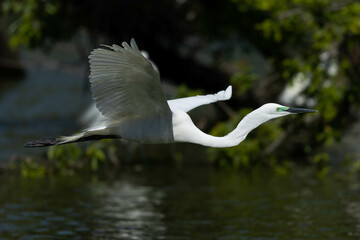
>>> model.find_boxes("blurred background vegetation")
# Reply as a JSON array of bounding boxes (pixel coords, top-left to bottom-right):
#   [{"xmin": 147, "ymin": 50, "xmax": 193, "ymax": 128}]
[{"xmin": 1, "ymin": 0, "xmax": 360, "ymax": 176}]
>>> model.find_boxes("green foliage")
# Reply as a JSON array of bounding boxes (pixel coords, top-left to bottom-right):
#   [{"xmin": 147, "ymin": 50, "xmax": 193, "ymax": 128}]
[
  {"xmin": 343, "ymin": 154, "xmax": 360, "ymax": 175},
  {"xmin": 230, "ymin": 67, "xmax": 257, "ymax": 96},
  {"xmin": 47, "ymin": 144, "xmax": 81, "ymax": 175},
  {"xmin": 86, "ymin": 142, "xmax": 107, "ymax": 172},
  {"xmin": 44, "ymin": 140, "xmax": 118, "ymax": 175},
  {"xmin": 21, "ymin": 157, "xmax": 47, "ymax": 178},
  {"xmin": 206, "ymin": 0, "xmax": 360, "ymax": 168},
  {"xmin": 175, "ymin": 84, "xmax": 204, "ymax": 98},
  {"xmin": 1, "ymin": 0, "xmax": 59, "ymax": 48},
  {"xmin": 312, "ymin": 152, "xmax": 330, "ymax": 177}
]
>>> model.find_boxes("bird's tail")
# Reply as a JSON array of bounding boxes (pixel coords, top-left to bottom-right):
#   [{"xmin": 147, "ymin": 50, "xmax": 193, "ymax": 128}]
[{"xmin": 24, "ymin": 133, "xmax": 120, "ymax": 148}]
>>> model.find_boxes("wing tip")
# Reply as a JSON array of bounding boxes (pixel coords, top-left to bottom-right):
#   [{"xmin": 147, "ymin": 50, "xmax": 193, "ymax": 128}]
[
  {"xmin": 130, "ymin": 38, "xmax": 139, "ymax": 51},
  {"xmin": 225, "ymin": 85, "xmax": 232, "ymax": 100},
  {"xmin": 91, "ymin": 38, "xmax": 139, "ymax": 54}
]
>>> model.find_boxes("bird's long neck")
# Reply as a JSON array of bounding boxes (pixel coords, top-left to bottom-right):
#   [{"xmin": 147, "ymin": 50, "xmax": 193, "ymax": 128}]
[
  {"xmin": 173, "ymin": 108, "xmax": 268, "ymax": 148},
  {"xmin": 222, "ymin": 109, "xmax": 267, "ymax": 147}
]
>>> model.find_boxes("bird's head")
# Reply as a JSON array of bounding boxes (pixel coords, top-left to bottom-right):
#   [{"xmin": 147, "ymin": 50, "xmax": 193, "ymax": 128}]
[{"xmin": 257, "ymin": 103, "xmax": 318, "ymax": 120}]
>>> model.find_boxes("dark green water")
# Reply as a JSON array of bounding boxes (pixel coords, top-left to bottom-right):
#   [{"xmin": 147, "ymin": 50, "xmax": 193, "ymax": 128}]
[{"xmin": 0, "ymin": 166, "xmax": 359, "ymax": 239}]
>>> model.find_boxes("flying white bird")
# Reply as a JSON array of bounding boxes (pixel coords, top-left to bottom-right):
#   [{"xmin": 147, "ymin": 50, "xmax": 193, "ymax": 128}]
[{"xmin": 25, "ymin": 39, "xmax": 317, "ymax": 148}]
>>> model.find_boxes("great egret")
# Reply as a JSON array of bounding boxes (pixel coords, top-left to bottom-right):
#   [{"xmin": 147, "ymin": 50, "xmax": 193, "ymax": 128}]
[{"xmin": 24, "ymin": 39, "xmax": 317, "ymax": 148}]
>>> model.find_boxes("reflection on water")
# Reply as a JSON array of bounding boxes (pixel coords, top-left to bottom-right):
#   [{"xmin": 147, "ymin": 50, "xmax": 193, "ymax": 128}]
[
  {"xmin": 0, "ymin": 172, "xmax": 165, "ymax": 240},
  {"xmin": 0, "ymin": 167, "xmax": 359, "ymax": 239}
]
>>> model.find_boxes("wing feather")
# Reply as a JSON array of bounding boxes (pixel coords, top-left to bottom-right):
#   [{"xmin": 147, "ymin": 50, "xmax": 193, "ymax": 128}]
[{"xmin": 88, "ymin": 39, "xmax": 173, "ymax": 143}]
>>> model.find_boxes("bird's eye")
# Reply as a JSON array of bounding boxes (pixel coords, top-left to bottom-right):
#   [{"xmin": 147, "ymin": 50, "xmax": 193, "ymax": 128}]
[{"xmin": 276, "ymin": 107, "xmax": 280, "ymax": 112}]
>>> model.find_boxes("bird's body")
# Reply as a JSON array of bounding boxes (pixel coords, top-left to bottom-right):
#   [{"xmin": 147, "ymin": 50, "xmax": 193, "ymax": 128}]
[{"xmin": 25, "ymin": 39, "xmax": 317, "ymax": 148}]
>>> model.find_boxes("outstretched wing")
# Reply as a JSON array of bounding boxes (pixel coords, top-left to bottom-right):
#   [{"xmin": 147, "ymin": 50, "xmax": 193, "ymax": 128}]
[
  {"xmin": 89, "ymin": 39, "xmax": 173, "ymax": 143},
  {"xmin": 168, "ymin": 85, "xmax": 232, "ymax": 112}
]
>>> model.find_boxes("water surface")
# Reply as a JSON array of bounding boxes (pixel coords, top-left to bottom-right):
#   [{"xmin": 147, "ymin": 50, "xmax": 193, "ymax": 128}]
[{"xmin": 0, "ymin": 167, "xmax": 359, "ymax": 239}]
